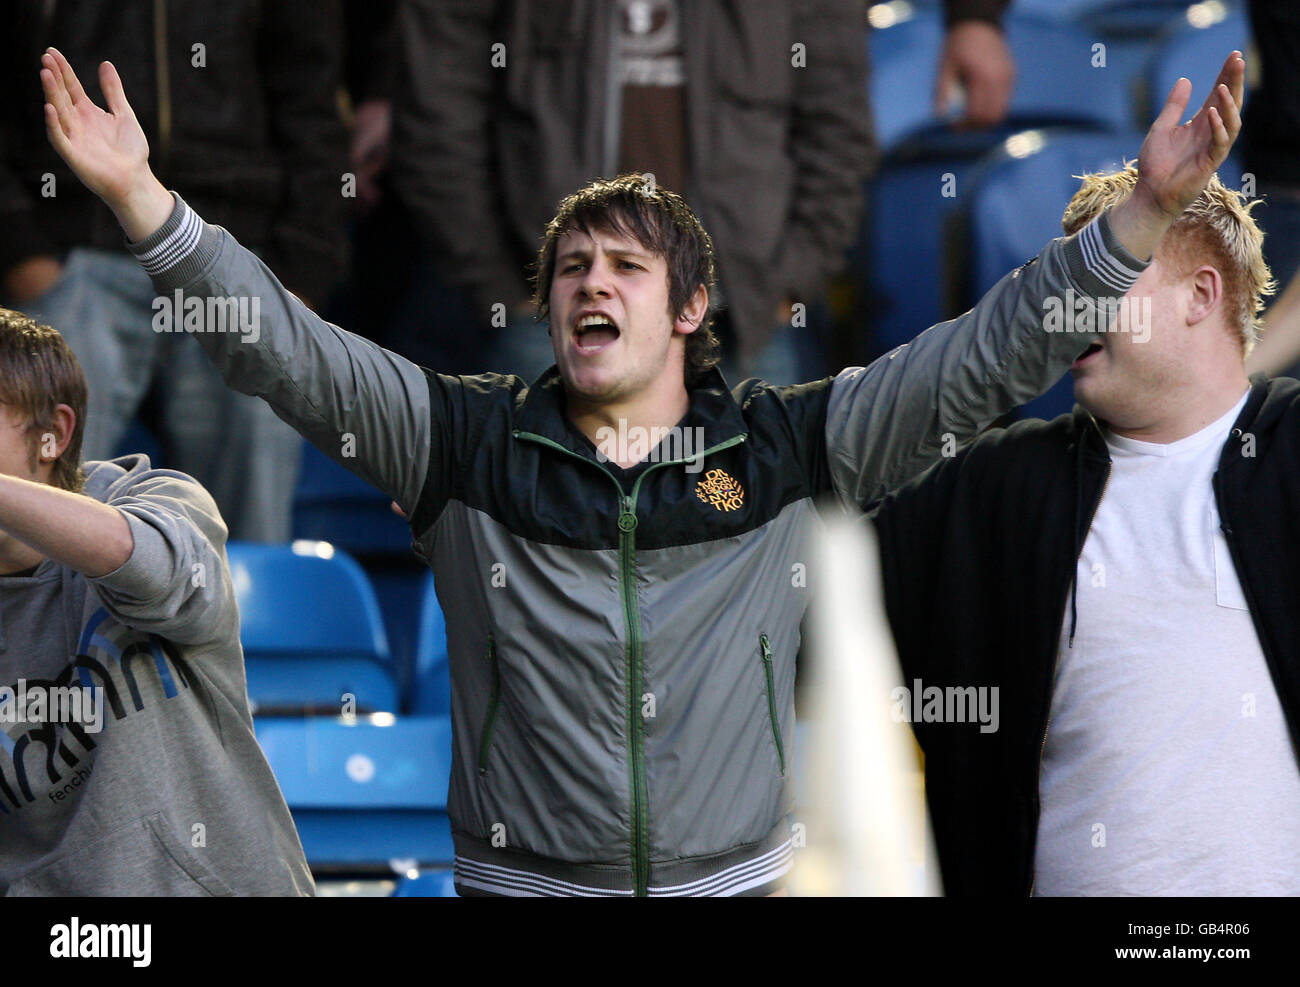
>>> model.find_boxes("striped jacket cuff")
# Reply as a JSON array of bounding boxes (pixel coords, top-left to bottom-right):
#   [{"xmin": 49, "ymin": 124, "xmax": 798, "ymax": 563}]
[
  {"xmin": 125, "ymin": 192, "xmax": 222, "ymax": 289},
  {"xmin": 1064, "ymin": 211, "xmax": 1149, "ymax": 297}
]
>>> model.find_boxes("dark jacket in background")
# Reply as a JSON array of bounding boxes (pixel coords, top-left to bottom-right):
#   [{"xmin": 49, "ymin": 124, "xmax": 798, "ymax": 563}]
[
  {"xmin": 870, "ymin": 376, "xmax": 1300, "ymax": 895},
  {"xmin": 0, "ymin": 0, "xmax": 348, "ymax": 304},
  {"xmin": 1243, "ymin": 0, "xmax": 1300, "ymax": 190}
]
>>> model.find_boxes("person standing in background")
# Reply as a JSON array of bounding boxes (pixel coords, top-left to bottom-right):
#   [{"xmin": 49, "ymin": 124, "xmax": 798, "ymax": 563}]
[{"xmin": 0, "ymin": 0, "xmax": 349, "ymax": 542}]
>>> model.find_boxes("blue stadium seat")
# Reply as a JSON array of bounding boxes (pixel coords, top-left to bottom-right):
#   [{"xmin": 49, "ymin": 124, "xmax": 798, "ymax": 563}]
[
  {"xmin": 227, "ymin": 540, "xmax": 398, "ymax": 715},
  {"xmin": 392, "ymin": 869, "xmax": 458, "ymax": 897},
  {"xmin": 965, "ymin": 129, "xmax": 1143, "ymax": 297},
  {"xmin": 966, "ymin": 127, "xmax": 1245, "ymax": 295},
  {"xmin": 255, "ymin": 713, "xmax": 454, "ymax": 871},
  {"xmin": 1079, "ymin": 0, "xmax": 1225, "ymax": 39},
  {"xmin": 1145, "ymin": 2, "xmax": 1251, "ymax": 124},
  {"xmin": 369, "ymin": 562, "xmax": 436, "ymax": 706},
  {"xmin": 869, "ymin": 7, "xmax": 1130, "ymax": 151},
  {"xmin": 293, "ymin": 440, "xmax": 413, "ymax": 557},
  {"xmin": 856, "ymin": 123, "xmax": 1076, "ymax": 358},
  {"xmin": 410, "ymin": 571, "xmax": 450, "ymax": 716},
  {"xmin": 1000, "ymin": 13, "xmax": 1131, "ymax": 134},
  {"xmin": 1009, "ymin": 0, "xmax": 1107, "ymax": 18},
  {"xmin": 868, "ymin": 3, "xmax": 948, "ymax": 150}
]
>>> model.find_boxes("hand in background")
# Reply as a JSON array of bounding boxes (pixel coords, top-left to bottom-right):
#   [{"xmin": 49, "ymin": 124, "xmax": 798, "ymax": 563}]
[
  {"xmin": 2, "ymin": 256, "xmax": 64, "ymax": 304},
  {"xmin": 935, "ymin": 20, "xmax": 1015, "ymax": 130},
  {"xmin": 350, "ymin": 98, "xmax": 392, "ymax": 215}
]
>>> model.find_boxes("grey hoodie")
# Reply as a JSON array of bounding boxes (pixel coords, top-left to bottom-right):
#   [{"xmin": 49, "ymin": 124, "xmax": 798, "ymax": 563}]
[{"xmin": 0, "ymin": 455, "xmax": 312, "ymax": 895}]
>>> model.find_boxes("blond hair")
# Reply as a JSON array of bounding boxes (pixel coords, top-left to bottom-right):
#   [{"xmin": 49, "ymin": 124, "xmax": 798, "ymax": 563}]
[{"xmin": 1061, "ymin": 163, "xmax": 1275, "ymax": 355}]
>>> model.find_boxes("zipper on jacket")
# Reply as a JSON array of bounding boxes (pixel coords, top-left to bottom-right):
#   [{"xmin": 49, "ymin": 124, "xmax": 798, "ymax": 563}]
[
  {"xmin": 616, "ymin": 489, "xmax": 647, "ymax": 895},
  {"xmin": 154, "ymin": 0, "xmax": 172, "ymax": 174},
  {"xmin": 514, "ymin": 428, "xmax": 747, "ymax": 896},
  {"xmin": 758, "ymin": 633, "xmax": 786, "ymax": 775},
  {"xmin": 1028, "ymin": 458, "xmax": 1110, "ymax": 897},
  {"xmin": 477, "ymin": 634, "xmax": 501, "ymax": 775}
]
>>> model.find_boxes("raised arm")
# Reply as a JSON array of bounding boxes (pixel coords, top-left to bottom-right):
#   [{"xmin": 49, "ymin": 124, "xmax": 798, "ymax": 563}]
[
  {"xmin": 40, "ymin": 49, "xmax": 438, "ymax": 515},
  {"xmin": 826, "ymin": 53, "xmax": 1245, "ymax": 509},
  {"xmin": 0, "ymin": 472, "xmax": 132, "ymax": 577},
  {"xmin": 0, "ymin": 456, "xmax": 234, "ymax": 647}
]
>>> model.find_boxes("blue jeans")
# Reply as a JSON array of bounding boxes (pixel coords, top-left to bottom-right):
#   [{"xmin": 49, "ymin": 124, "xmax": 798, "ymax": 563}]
[{"xmin": 22, "ymin": 248, "xmax": 301, "ymax": 542}]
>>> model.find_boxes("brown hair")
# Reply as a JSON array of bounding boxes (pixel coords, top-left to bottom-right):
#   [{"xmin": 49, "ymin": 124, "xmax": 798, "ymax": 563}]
[
  {"xmin": 1062, "ymin": 164, "xmax": 1275, "ymax": 355},
  {"xmin": 0, "ymin": 308, "xmax": 87, "ymax": 491},
  {"xmin": 532, "ymin": 174, "xmax": 721, "ymax": 384}
]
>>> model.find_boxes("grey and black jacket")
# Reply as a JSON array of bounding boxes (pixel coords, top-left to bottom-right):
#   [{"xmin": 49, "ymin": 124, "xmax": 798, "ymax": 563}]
[{"xmin": 126, "ymin": 194, "xmax": 1146, "ymax": 896}]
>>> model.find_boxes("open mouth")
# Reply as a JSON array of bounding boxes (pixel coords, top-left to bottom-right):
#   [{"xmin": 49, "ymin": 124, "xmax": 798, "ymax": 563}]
[
  {"xmin": 573, "ymin": 313, "xmax": 621, "ymax": 353},
  {"xmin": 1072, "ymin": 341, "xmax": 1103, "ymax": 370}
]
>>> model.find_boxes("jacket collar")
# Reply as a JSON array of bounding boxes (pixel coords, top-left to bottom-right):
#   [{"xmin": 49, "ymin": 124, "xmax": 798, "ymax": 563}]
[
  {"xmin": 511, "ymin": 366, "xmax": 749, "ymax": 457},
  {"xmin": 1216, "ymin": 373, "xmax": 1284, "ymax": 474}
]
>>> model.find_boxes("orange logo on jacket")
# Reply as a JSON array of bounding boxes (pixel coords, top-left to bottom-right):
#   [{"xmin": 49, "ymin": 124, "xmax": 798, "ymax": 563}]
[{"xmin": 696, "ymin": 468, "xmax": 745, "ymax": 512}]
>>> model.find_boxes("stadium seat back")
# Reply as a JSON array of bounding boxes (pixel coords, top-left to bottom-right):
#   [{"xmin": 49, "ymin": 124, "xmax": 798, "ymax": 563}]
[
  {"xmin": 1082, "ymin": 0, "xmax": 1231, "ymax": 40},
  {"xmin": 870, "ymin": 7, "xmax": 1130, "ymax": 151},
  {"xmin": 411, "ymin": 571, "xmax": 451, "ymax": 716},
  {"xmin": 228, "ymin": 540, "xmax": 389, "ymax": 656},
  {"xmin": 228, "ymin": 540, "xmax": 397, "ymax": 713},
  {"xmin": 392, "ymin": 869, "xmax": 458, "ymax": 897},
  {"xmin": 293, "ymin": 440, "xmax": 413, "ymax": 556},
  {"xmin": 1001, "ymin": 12, "xmax": 1130, "ymax": 133},
  {"xmin": 966, "ymin": 129, "xmax": 1145, "ymax": 297},
  {"xmin": 868, "ymin": 3, "xmax": 947, "ymax": 150},
  {"xmin": 255, "ymin": 714, "xmax": 454, "ymax": 870},
  {"xmin": 858, "ymin": 127, "xmax": 1047, "ymax": 357},
  {"xmin": 1144, "ymin": 3, "xmax": 1251, "ymax": 124}
]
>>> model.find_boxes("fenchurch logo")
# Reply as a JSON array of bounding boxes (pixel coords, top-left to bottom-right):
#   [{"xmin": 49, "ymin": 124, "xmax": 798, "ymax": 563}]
[{"xmin": 695, "ymin": 468, "xmax": 745, "ymax": 512}]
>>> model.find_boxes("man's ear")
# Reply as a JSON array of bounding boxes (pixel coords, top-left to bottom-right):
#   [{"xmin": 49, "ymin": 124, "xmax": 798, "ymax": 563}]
[
  {"xmin": 673, "ymin": 285, "xmax": 709, "ymax": 336},
  {"xmin": 37, "ymin": 404, "xmax": 77, "ymax": 464},
  {"xmin": 1186, "ymin": 265, "xmax": 1223, "ymax": 326}
]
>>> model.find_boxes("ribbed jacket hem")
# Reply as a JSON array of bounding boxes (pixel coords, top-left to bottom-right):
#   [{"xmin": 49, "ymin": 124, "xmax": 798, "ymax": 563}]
[{"xmin": 452, "ymin": 820, "xmax": 794, "ymax": 897}]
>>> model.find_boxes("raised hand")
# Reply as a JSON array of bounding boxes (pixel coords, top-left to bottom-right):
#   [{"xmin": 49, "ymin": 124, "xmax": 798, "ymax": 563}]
[
  {"xmin": 1137, "ymin": 51, "xmax": 1245, "ymax": 218},
  {"xmin": 1107, "ymin": 51, "xmax": 1245, "ymax": 262},
  {"xmin": 41, "ymin": 48, "xmax": 173, "ymax": 241}
]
